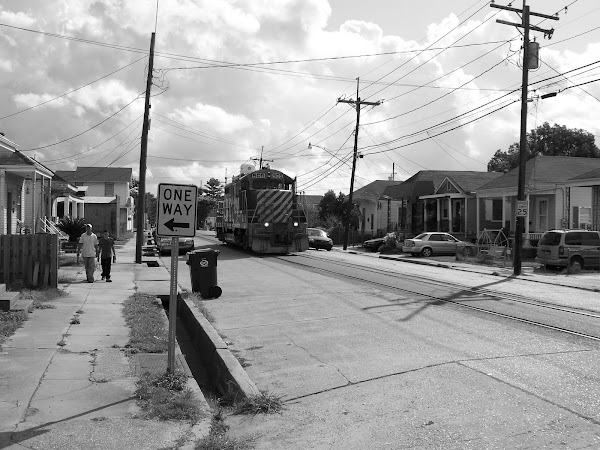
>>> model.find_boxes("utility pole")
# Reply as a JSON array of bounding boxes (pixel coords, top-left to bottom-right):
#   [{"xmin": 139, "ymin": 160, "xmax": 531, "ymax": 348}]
[
  {"xmin": 492, "ymin": 2, "xmax": 557, "ymax": 275},
  {"xmin": 252, "ymin": 146, "xmax": 273, "ymax": 170},
  {"xmin": 338, "ymin": 78, "xmax": 381, "ymax": 250},
  {"xmin": 135, "ymin": 32, "xmax": 156, "ymax": 264}
]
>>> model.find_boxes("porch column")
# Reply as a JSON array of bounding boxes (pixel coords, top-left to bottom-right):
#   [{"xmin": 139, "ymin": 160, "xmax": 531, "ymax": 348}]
[
  {"xmin": 464, "ymin": 197, "xmax": 468, "ymax": 237},
  {"xmin": 423, "ymin": 200, "xmax": 427, "ymax": 232},
  {"xmin": 448, "ymin": 197, "xmax": 453, "ymax": 233},
  {"xmin": 476, "ymin": 195, "xmax": 480, "ymax": 240},
  {"xmin": 46, "ymin": 178, "xmax": 52, "ymax": 220},
  {"xmin": 502, "ymin": 195, "xmax": 506, "ymax": 229},
  {"xmin": 0, "ymin": 169, "xmax": 6, "ymax": 234},
  {"xmin": 31, "ymin": 173, "xmax": 36, "ymax": 233},
  {"xmin": 436, "ymin": 199, "xmax": 440, "ymax": 231},
  {"xmin": 524, "ymin": 193, "xmax": 530, "ymax": 246}
]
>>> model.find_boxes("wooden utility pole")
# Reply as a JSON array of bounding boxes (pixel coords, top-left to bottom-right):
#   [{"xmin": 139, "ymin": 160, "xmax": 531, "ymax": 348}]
[
  {"xmin": 491, "ymin": 2, "xmax": 557, "ymax": 275},
  {"xmin": 252, "ymin": 146, "xmax": 273, "ymax": 170},
  {"xmin": 338, "ymin": 78, "xmax": 381, "ymax": 250},
  {"xmin": 135, "ymin": 32, "xmax": 156, "ymax": 264}
]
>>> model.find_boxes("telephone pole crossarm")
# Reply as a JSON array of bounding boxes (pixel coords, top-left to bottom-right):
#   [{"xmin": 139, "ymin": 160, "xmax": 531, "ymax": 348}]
[
  {"xmin": 490, "ymin": 3, "xmax": 559, "ymax": 21},
  {"xmin": 496, "ymin": 19, "xmax": 554, "ymax": 36}
]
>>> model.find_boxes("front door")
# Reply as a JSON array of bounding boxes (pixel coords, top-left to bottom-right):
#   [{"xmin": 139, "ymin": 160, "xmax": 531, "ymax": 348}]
[
  {"xmin": 7, "ymin": 192, "xmax": 12, "ymax": 234},
  {"xmin": 452, "ymin": 199, "xmax": 462, "ymax": 233}
]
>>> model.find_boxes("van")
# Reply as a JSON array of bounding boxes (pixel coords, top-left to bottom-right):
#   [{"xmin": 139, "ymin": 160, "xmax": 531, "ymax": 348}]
[{"xmin": 536, "ymin": 229, "xmax": 600, "ymax": 271}]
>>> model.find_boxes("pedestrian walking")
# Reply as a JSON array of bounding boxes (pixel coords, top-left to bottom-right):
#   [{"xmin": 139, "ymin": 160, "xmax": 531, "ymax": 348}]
[
  {"xmin": 97, "ymin": 229, "xmax": 116, "ymax": 282},
  {"xmin": 77, "ymin": 224, "xmax": 99, "ymax": 283}
]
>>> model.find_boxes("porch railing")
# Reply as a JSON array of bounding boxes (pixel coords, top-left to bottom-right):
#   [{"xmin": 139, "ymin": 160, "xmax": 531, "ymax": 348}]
[{"xmin": 39, "ymin": 217, "xmax": 68, "ymax": 241}]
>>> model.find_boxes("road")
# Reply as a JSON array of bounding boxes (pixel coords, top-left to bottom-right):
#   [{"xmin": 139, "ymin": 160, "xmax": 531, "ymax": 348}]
[{"xmin": 163, "ymin": 231, "xmax": 600, "ymax": 449}]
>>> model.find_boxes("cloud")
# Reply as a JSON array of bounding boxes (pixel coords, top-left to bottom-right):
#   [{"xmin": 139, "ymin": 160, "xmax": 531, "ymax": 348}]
[
  {"xmin": 0, "ymin": 10, "xmax": 36, "ymax": 27},
  {"xmin": 169, "ymin": 103, "xmax": 253, "ymax": 134}
]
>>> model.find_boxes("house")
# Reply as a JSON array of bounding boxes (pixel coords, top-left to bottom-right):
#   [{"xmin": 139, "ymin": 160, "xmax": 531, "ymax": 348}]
[
  {"xmin": 381, "ymin": 171, "xmax": 501, "ymax": 240},
  {"xmin": 476, "ymin": 156, "xmax": 600, "ymax": 243},
  {"xmin": 55, "ymin": 167, "xmax": 134, "ymax": 238},
  {"xmin": 0, "ymin": 134, "xmax": 54, "ymax": 235},
  {"xmin": 418, "ymin": 171, "xmax": 504, "ymax": 241},
  {"xmin": 353, "ymin": 180, "xmax": 401, "ymax": 238}
]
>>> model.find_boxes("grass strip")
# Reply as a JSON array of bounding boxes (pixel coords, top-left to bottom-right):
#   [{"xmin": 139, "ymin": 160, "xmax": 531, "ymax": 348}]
[{"xmin": 123, "ymin": 292, "xmax": 169, "ymax": 353}]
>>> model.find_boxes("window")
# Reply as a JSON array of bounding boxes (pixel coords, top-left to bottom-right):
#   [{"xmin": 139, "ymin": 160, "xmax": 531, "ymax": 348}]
[
  {"xmin": 485, "ymin": 199, "xmax": 503, "ymax": 221},
  {"xmin": 429, "ymin": 234, "xmax": 443, "ymax": 241},
  {"xmin": 105, "ymin": 182, "xmax": 114, "ymax": 197},
  {"xmin": 537, "ymin": 199, "xmax": 547, "ymax": 231}
]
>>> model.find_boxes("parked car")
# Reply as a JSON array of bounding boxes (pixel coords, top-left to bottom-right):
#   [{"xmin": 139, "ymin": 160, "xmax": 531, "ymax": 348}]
[
  {"xmin": 307, "ymin": 228, "xmax": 333, "ymax": 251},
  {"xmin": 402, "ymin": 232, "xmax": 474, "ymax": 257},
  {"xmin": 363, "ymin": 237, "xmax": 385, "ymax": 252},
  {"xmin": 536, "ymin": 229, "xmax": 600, "ymax": 271},
  {"xmin": 157, "ymin": 237, "xmax": 195, "ymax": 255}
]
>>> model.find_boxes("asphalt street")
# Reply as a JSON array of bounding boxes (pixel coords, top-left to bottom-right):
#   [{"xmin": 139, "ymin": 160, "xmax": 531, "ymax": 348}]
[{"xmin": 165, "ymin": 231, "xmax": 600, "ymax": 449}]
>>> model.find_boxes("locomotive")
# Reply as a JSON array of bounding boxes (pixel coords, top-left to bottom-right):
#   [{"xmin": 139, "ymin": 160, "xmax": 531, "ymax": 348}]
[{"xmin": 215, "ymin": 164, "xmax": 309, "ymax": 253}]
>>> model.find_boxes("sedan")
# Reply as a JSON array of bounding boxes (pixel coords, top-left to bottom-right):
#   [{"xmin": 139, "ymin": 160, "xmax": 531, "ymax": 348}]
[
  {"xmin": 402, "ymin": 232, "xmax": 474, "ymax": 257},
  {"xmin": 307, "ymin": 228, "xmax": 333, "ymax": 251},
  {"xmin": 157, "ymin": 237, "xmax": 195, "ymax": 255},
  {"xmin": 362, "ymin": 237, "xmax": 385, "ymax": 252}
]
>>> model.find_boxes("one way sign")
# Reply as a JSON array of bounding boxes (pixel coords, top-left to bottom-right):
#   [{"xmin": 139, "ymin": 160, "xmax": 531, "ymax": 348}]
[{"xmin": 156, "ymin": 183, "xmax": 198, "ymax": 237}]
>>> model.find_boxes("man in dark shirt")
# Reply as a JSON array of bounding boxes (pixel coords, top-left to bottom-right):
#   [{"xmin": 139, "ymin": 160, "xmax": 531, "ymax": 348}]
[{"xmin": 97, "ymin": 230, "xmax": 116, "ymax": 282}]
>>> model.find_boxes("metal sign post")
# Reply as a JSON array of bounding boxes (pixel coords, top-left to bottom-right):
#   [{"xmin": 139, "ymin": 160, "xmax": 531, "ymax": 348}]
[
  {"xmin": 168, "ymin": 236, "xmax": 178, "ymax": 373},
  {"xmin": 156, "ymin": 183, "xmax": 198, "ymax": 374}
]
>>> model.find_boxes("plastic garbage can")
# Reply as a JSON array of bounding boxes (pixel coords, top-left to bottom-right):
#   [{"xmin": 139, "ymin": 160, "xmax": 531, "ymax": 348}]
[{"xmin": 187, "ymin": 248, "xmax": 222, "ymax": 299}]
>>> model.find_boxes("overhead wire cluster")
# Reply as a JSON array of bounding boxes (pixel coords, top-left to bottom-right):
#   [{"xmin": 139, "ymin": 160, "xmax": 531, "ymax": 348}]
[{"xmin": 0, "ymin": 0, "xmax": 598, "ymax": 191}]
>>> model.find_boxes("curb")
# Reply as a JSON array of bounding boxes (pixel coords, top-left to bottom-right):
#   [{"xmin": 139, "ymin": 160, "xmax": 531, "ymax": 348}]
[{"xmin": 177, "ymin": 295, "xmax": 261, "ymax": 399}]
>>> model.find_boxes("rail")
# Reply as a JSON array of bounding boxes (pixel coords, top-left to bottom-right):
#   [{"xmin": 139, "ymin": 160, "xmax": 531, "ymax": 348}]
[{"xmin": 39, "ymin": 217, "xmax": 68, "ymax": 240}]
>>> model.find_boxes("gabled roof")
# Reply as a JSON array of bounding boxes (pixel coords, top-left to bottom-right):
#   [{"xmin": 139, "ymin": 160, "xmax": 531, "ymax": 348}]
[
  {"xmin": 55, "ymin": 167, "xmax": 132, "ymax": 183},
  {"xmin": 478, "ymin": 156, "xmax": 600, "ymax": 191},
  {"xmin": 382, "ymin": 170, "xmax": 494, "ymax": 199},
  {"xmin": 0, "ymin": 147, "xmax": 54, "ymax": 176},
  {"xmin": 570, "ymin": 167, "xmax": 600, "ymax": 181},
  {"xmin": 354, "ymin": 180, "xmax": 399, "ymax": 200}
]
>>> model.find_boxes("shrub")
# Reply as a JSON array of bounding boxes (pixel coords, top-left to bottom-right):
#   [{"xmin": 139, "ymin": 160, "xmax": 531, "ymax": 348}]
[{"xmin": 57, "ymin": 216, "xmax": 87, "ymax": 242}]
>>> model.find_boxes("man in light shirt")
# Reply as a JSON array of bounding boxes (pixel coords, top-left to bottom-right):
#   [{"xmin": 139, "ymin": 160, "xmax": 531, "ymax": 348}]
[{"xmin": 77, "ymin": 224, "xmax": 99, "ymax": 283}]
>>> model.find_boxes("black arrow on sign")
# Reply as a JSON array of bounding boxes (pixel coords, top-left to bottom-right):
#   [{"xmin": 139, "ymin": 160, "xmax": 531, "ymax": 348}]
[{"xmin": 164, "ymin": 218, "xmax": 190, "ymax": 231}]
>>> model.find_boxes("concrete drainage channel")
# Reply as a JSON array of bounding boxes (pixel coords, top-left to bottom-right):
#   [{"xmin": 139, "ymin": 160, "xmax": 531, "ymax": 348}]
[{"xmin": 158, "ymin": 293, "xmax": 261, "ymax": 399}]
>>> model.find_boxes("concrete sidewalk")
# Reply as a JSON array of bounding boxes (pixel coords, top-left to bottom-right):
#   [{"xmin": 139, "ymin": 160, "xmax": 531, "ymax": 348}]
[{"xmin": 0, "ymin": 237, "xmax": 211, "ymax": 450}]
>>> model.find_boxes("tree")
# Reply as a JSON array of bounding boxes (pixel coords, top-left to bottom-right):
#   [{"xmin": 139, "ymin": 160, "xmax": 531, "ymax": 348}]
[
  {"xmin": 487, "ymin": 122, "xmax": 600, "ymax": 172},
  {"xmin": 317, "ymin": 190, "xmax": 360, "ymax": 229},
  {"xmin": 203, "ymin": 178, "xmax": 223, "ymax": 201},
  {"xmin": 196, "ymin": 196, "xmax": 216, "ymax": 228},
  {"xmin": 130, "ymin": 178, "xmax": 157, "ymax": 226}
]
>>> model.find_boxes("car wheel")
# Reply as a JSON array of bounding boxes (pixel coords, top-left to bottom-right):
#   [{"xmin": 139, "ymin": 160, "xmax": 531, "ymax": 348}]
[
  {"xmin": 569, "ymin": 257, "xmax": 583, "ymax": 273},
  {"xmin": 421, "ymin": 247, "xmax": 433, "ymax": 257},
  {"xmin": 326, "ymin": 247, "xmax": 332, "ymax": 251}
]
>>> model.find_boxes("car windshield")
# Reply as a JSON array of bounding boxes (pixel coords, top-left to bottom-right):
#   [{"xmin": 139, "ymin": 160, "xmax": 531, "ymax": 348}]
[
  {"xmin": 308, "ymin": 229, "xmax": 327, "ymax": 237},
  {"xmin": 539, "ymin": 232, "xmax": 562, "ymax": 246}
]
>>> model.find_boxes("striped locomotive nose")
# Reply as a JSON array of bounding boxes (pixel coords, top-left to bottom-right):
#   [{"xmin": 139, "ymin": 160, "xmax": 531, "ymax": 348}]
[{"xmin": 257, "ymin": 190, "xmax": 292, "ymax": 224}]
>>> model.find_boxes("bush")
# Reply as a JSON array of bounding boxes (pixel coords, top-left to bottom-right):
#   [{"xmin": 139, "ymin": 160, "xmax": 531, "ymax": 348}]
[{"xmin": 57, "ymin": 216, "xmax": 87, "ymax": 242}]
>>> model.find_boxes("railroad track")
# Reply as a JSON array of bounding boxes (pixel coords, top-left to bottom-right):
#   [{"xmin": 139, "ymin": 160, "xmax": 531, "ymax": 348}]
[{"xmin": 271, "ymin": 252, "xmax": 600, "ymax": 342}]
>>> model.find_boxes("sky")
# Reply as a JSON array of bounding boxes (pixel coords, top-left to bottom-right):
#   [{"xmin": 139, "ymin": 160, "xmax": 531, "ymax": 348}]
[{"xmin": 1, "ymin": 0, "xmax": 599, "ymax": 196}]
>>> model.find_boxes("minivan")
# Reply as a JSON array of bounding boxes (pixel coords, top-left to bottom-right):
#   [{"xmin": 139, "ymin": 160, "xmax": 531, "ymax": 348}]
[{"xmin": 536, "ymin": 229, "xmax": 600, "ymax": 271}]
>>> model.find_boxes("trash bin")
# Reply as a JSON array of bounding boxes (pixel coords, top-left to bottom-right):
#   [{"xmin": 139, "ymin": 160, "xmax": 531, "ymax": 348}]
[{"xmin": 186, "ymin": 249, "xmax": 222, "ymax": 299}]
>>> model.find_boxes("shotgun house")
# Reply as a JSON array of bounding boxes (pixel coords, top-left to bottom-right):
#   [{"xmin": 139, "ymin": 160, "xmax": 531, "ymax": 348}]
[
  {"xmin": 382, "ymin": 171, "xmax": 501, "ymax": 240},
  {"xmin": 352, "ymin": 180, "xmax": 400, "ymax": 238},
  {"xmin": 476, "ymin": 156, "xmax": 600, "ymax": 245},
  {"xmin": 418, "ymin": 172, "xmax": 503, "ymax": 242},
  {"xmin": 0, "ymin": 134, "xmax": 54, "ymax": 235},
  {"xmin": 55, "ymin": 167, "xmax": 134, "ymax": 239}
]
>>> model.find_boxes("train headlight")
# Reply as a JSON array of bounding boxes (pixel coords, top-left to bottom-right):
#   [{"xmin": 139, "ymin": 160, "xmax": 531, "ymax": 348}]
[
  {"xmin": 293, "ymin": 221, "xmax": 299, "ymax": 227},
  {"xmin": 264, "ymin": 222, "xmax": 270, "ymax": 228}
]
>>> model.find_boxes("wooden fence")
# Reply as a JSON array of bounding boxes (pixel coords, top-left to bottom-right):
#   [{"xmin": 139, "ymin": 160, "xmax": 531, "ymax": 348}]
[{"xmin": 0, "ymin": 234, "xmax": 58, "ymax": 288}]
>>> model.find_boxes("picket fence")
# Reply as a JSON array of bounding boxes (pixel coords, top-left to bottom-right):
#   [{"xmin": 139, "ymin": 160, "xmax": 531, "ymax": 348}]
[{"xmin": 0, "ymin": 234, "xmax": 58, "ymax": 288}]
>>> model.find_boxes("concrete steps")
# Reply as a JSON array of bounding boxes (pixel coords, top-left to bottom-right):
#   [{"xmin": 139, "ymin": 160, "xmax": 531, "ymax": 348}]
[{"xmin": 0, "ymin": 284, "xmax": 33, "ymax": 312}]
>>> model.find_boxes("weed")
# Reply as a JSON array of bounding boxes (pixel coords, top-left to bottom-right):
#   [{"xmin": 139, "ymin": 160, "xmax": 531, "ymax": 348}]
[
  {"xmin": 58, "ymin": 275, "xmax": 77, "ymax": 284},
  {"xmin": 234, "ymin": 391, "xmax": 284, "ymax": 416},
  {"xmin": 194, "ymin": 414, "xmax": 256, "ymax": 450},
  {"xmin": 76, "ymin": 309, "xmax": 85, "ymax": 314},
  {"xmin": 0, "ymin": 310, "xmax": 28, "ymax": 350},
  {"xmin": 20, "ymin": 288, "xmax": 67, "ymax": 309},
  {"xmin": 122, "ymin": 293, "xmax": 168, "ymax": 353},
  {"xmin": 135, "ymin": 371, "xmax": 202, "ymax": 421},
  {"xmin": 70, "ymin": 316, "xmax": 81, "ymax": 325},
  {"xmin": 230, "ymin": 349, "xmax": 251, "ymax": 368}
]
